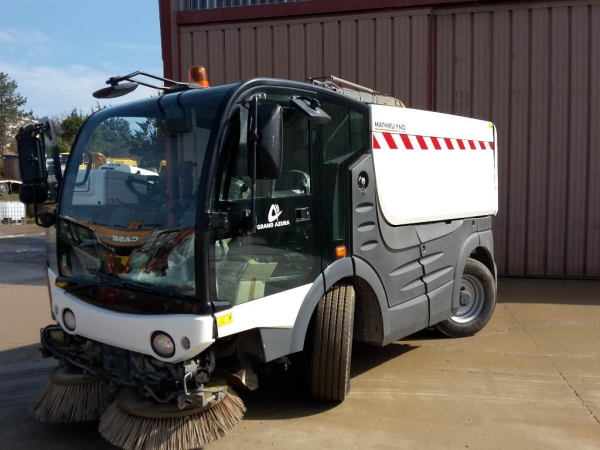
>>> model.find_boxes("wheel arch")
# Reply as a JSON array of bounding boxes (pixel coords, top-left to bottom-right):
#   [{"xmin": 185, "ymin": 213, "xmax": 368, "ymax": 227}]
[
  {"xmin": 451, "ymin": 233, "xmax": 480, "ymax": 315},
  {"xmin": 470, "ymin": 246, "xmax": 496, "ymax": 281},
  {"xmin": 451, "ymin": 231, "xmax": 496, "ymax": 315},
  {"xmin": 288, "ymin": 257, "xmax": 390, "ymax": 354},
  {"xmin": 474, "ymin": 230, "xmax": 496, "ymax": 280}
]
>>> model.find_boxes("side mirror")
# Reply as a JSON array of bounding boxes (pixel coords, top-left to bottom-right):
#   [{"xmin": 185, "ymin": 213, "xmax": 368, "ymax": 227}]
[
  {"xmin": 291, "ymin": 96, "xmax": 331, "ymax": 124},
  {"xmin": 248, "ymin": 103, "xmax": 283, "ymax": 180},
  {"xmin": 16, "ymin": 124, "xmax": 49, "ymax": 204}
]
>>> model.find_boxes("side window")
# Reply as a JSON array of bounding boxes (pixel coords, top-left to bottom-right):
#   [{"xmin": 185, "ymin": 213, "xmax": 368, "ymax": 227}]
[
  {"xmin": 322, "ymin": 104, "xmax": 365, "ymax": 162},
  {"xmin": 319, "ymin": 99, "xmax": 368, "ymax": 258},
  {"xmin": 276, "ymin": 111, "xmax": 311, "ymax": 197},
  {"xmin": 220, "ymin": 97, "xmax": 312, "ymax": 202}
]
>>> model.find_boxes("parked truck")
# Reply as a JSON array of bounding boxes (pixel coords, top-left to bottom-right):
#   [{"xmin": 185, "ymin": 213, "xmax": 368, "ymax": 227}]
[
  {"xmin": 0, "ymin": 154, "xmax": 22, "ymax": 196},
  {"xmin": 16, "ymin": 68, "xmax": 498, "ymax": 450}
]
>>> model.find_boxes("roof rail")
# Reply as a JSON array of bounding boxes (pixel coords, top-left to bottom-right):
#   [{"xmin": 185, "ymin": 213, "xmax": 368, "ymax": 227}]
[{"xmin": 310, "ymin": 76, "xmax": 405, "ymax": 108}]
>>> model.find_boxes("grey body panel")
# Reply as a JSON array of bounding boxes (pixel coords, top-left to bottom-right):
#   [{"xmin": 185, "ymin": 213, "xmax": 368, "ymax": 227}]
[
  {"xmin": 427, "ymin": 280, "xmax": 455, "ymax": 326},
  {"xmin": 417, "ymin": 221, "xmax": 476, "ymax": 295},
  {"xmin": 350, "ymin": 154, "xmax": 496, "ymax": 340},
  {"xmin": 476, "ymin": 216, "xmax": 493, "ymax": 232},
  {"xmin": 350, "ymin": 154, "xmax": 426, "ymax": 308},
  {"xmin": 352, "ymin": 256, "xmax": 391, "ymax": 345},
  {"xmin": 386, "ymin": 294, "xmax": 430, "ymax": 344},
  {"xmin": 259, "ymin": 328, "xmax": 294, "ymax": 362}
]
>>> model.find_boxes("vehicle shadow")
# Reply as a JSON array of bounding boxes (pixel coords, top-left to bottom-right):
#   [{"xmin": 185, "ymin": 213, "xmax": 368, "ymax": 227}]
[
  {"xmin": 396, "ymin": 327, "xmax": 441, "ymax": 342},
  {"xmin": 241, "ymin": 340, "xmax": 418, "ymax": 421}
]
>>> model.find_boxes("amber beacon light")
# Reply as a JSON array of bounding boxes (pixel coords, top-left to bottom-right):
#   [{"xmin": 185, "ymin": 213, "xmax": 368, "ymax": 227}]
[
  {"xmin": 189, "ymin": 66, "xmax": 210, "ymax": 87},
  {"xmin": 335, "ymin": 246, "xmax": 347, "ymax": 259}
]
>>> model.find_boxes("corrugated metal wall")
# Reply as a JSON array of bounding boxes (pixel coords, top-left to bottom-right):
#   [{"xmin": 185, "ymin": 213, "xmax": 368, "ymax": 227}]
[
  {"xmin": 435, "ymin": 2, "xmax": 600, "ymax": 277},
  {"xmin": 179, "ymin": 10, "xmax": 431, "ymax": 109},
  {"xmin": 176, "ymin": 1, "xmax": 600, "ymax": 278}
]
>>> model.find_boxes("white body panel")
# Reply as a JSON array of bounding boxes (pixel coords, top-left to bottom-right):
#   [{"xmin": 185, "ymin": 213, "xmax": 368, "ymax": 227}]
[
  {"xmin": 48, "ymin": 269, "xmax": 215, "ymax": 363},
  {"xmin": 98, "ymin": 163, "xmax": 158, "ymax": 176},
  {"xmin": 371, "ymin": 105, "xmax": 498, "ymax": 226},
  {"xmin": 214, "ymin": 284, "xmax": 312, "ymax": 338},
  {"xmin": 48, "ymin": 269, "xmax": 311, "ymax": 361}
]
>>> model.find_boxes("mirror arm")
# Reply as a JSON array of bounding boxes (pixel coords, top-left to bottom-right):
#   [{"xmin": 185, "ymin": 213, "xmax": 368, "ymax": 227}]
[{"xmin": 107, "ymin": 71, "xmax": 188, "ymax": 90}]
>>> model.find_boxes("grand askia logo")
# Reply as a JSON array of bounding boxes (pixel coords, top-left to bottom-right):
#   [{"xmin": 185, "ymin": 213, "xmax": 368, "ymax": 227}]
[{"xmin": 257, "ymin": 204, "xmax": 290, "ymax": 230}]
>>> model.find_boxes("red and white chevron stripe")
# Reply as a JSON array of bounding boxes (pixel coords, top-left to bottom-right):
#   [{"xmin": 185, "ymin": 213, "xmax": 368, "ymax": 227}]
[{"xmin": 372, "ymin": 132, "xmax": 494, "ymax": 151}]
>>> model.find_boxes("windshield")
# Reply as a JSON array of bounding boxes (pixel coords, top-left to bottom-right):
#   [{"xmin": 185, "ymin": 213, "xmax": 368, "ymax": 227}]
[{"xmin": 57, "ymin": 85, "xmax": 234, "ymax": 300}]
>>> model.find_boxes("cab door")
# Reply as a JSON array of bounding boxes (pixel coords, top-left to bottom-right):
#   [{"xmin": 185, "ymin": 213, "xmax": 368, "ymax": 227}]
[{"xmin": 209, "ymin": 87, "xmax": 321, "ymax": 309}]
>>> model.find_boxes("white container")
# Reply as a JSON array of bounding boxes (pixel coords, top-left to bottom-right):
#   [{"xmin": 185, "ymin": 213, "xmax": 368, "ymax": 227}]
[{"xmin": 0, "ymin": 201, "xmax": 26, "ymax": 222}]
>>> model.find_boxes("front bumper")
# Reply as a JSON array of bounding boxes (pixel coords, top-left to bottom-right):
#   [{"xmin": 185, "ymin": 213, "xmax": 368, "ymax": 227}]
[{"xmin": 48, "ymin": 269, "xmax": 215, "ymax": 363}]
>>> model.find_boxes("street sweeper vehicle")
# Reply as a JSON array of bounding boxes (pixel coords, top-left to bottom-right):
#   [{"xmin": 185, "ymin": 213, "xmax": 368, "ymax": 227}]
[{"xmin": 16, "ymin": 68, "xmax": 498, "ymax": 450}]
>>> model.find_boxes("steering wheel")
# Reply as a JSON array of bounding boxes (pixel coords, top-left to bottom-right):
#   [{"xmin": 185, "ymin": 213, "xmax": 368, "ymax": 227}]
[
  {"xmin": 228, "ymin": 177, "xmax": 250, "ymax": 201},
  {"xmin": 125, "ymin": 175, "xmax": 167, "ymax": 203},
  {"xmin": 276, "ymin": 170, "xmax": 310, "ymax": 194}
]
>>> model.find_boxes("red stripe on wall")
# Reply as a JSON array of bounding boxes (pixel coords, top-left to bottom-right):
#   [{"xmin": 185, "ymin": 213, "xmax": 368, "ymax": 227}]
[
  {"xmin": 372, "ymin": 135, "xmax": 381, "ymax": 149},
  {"xmin": 457, "ymin": 139, "xmax": 466, "ymax": 150},
  {"xmin": 400, "ymin": 134, "xmax": 414, "ymax": 149},
  {"xmin": 444, "ymin": 138, "xmax": 454, "ymax": 149},
  {"xmin": 430, "ymin": 137, "xmax": 442, "ymax": 150},
  {"xmin": 416, "ymin": 135, "xmax": 428, "ymax": 150},
  {"xmin": 383, "ymin": 133, "xmax": 398, "ymax": 149},
  {"xmin": 479, "ymin": 141, "xmax": 486, "ymax": 150},
  {"xmin": 489, "ymin": 142, "xmax": 495, "ymax": 150},
  {"xmin": 468, "ymin": 140, "xmax": 477, "ymax": 150}
]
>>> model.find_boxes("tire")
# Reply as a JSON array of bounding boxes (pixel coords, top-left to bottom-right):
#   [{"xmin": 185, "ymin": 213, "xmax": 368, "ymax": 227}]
[
  {"xmin": 0, "ymin": 183, "xmax": 7, "ymax": 197},
  {"xmin": 435, "ymin": 258, "xmax": 496, "ymax": 338},
  {"xmin": 309, "ymin": 282, "xmax": 355, "ymax": 402}
]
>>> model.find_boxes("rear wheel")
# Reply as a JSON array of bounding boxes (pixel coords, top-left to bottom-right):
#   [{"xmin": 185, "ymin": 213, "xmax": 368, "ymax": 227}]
[
  {"xmin": 435, "ymin": 258, "xmax": 496, "ymax": 338},
  {"xmin": 0, "ymin": 183, "xmax": 8, "ymax": 197},
  {"xmin": 309, "ymin": 282, "xmax": 355, "ymax": 402}
]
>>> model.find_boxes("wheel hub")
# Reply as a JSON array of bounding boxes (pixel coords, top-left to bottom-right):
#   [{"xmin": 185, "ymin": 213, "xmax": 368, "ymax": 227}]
[
  {"xmin": 451, "ymin": 274, "xmax": 485, "ymax": 324},
  {"xmin": 459, "ymin": 290, "xmax": 472, "ymax": 306}
]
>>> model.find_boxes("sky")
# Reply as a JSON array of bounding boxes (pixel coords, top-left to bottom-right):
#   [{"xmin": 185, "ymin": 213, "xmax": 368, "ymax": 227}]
[{"xmin": 0, "ymin": 0, "xmax": 163, "ymax": 118}]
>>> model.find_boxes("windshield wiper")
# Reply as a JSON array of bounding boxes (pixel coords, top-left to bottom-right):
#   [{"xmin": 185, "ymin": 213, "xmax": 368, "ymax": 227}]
[{"xmin": 85, "ymin": 269, "xmax": 192, "ymax": 299}]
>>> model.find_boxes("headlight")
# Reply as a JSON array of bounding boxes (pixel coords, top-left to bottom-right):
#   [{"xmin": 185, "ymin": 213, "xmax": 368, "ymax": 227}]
[
  {"xmin": 63, "ymin": 309, "xmax": 76, "ymax": 331},
  {"xmin": 151, "ymin": 331, "xmax": 175, "ymax": 358}
]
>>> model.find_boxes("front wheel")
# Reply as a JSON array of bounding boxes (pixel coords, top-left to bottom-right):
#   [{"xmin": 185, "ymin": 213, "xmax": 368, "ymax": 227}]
[
  {"xmin": 309, "ymin": 282, "xmax": 355, "ymax": 402},
  {"xmin": 435, "ymin": 258, "xmax": 496, "ymax": 338}
]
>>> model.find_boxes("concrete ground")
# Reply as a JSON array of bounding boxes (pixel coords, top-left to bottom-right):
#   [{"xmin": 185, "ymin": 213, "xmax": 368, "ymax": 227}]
[{"xmin": 0, "ymin": 225, "xmax": 598, "ymax": 449}]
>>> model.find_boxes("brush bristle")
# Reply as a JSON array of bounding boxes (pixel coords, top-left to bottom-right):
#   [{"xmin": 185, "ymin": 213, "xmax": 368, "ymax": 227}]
[
  {"xmin": 99, "ymin": 389, "xmax": 246, "ymax": 450},
  {"xmin": 30, "ymin": 380, "xmax": 115, "ymax": 423}
]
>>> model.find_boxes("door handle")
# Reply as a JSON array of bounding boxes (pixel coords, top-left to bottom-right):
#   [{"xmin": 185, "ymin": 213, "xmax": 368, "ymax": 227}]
[{"xmin": 295, "ymin": 207, "xmax": 310, "ymax": 222}]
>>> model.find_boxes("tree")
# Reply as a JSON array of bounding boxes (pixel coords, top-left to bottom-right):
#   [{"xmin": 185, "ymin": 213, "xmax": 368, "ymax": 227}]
[
  {"xmin": 87, "ymin": 117, "xmax": 134, "ymax": 157},
  {"xmin": 55, "ymin": 109, "xmax": 87, "ymax": 154},
  {"xmin": 0, "ymin": 72, "xmax": 33, "ymax": 155},
  {"xmin": 129, "ymin": 118, "xmax": 166, "ymax": 169}
]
